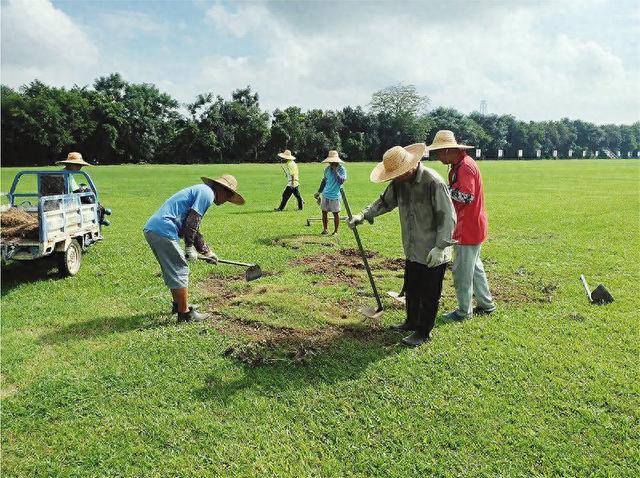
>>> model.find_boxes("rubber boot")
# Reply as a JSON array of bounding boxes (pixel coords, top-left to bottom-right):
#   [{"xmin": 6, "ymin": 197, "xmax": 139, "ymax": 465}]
[
  {"xmin": 390, "ymin": 321, "xmax": 417, "ymax": 332},
  {"xmin": 401, "ymin": 331, "xmax": 431, "ymax": 347},
  {"xmin": 177, "ymin": 306, "xmax": 209, "ymax": 323}
]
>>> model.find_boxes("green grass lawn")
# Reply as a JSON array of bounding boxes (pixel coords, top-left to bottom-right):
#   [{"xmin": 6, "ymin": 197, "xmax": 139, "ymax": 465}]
[{"xmin": 1, "ymin": 160, "xmax": 639, "ymax": 477}]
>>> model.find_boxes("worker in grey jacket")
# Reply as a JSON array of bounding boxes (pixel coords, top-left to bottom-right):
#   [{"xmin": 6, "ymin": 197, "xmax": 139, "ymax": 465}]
[{"xmin": 348, "ymin": 143, "xmax": 456, "ymax": 346}]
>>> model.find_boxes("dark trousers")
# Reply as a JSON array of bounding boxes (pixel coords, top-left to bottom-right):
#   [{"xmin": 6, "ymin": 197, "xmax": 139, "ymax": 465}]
[
  {"xmin": 278, "ymin": 186, "xmax": 303, "ymax": 210},
  {"xmin": 405, "ymin": 260, "xmax": 447, "ymax": 336}
]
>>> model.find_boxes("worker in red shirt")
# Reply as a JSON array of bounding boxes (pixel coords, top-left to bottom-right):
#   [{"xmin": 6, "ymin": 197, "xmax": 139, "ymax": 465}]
[{"xmin": 427, "ymin": 130, "xmax": 496, "ymax": 320}]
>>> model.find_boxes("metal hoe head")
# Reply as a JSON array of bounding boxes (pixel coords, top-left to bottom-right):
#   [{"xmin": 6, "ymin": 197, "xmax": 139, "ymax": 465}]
[
  {"xmin": 245, "ymin": 265, "xmax": 263, "ymax": 282},
  {"xmin": 358, "ymin": 306, "xmax": 384, "ymax": 320}
]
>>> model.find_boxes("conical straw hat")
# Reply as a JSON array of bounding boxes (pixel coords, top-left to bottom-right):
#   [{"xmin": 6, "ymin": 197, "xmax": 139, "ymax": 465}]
[
  {"xmin": 425, "ymin": 130, "xmax": 473, "ymax": 151},
  {"xmin": 201, "ymin": 174, "xmax": 245, "ymax": 205},
  {"xmin": 277, "ymin": 149, "xmax": 296, "ymax": 160},
  {"xmin": 370, "ymin": 143, "xmax": 426, "ymax": 183},
  {"xmin": 322, "ymin": 150, "xmax": 344, "ymax": 164},
  {"xmin": 56, "ymin": 152, "xmax": 91, "ymax": 166}
]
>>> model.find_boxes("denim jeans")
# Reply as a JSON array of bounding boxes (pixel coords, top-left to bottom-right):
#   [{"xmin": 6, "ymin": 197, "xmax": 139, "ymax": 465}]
[{"xmin": 452, "ymin": 244, "xmax": 495, "ymax": 317}]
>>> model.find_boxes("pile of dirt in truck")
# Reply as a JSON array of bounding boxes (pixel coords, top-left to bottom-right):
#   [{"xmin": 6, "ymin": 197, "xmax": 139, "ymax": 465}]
[{"xmin": 1, "ymin": 208, "xmax": 39, "ymax": 240}]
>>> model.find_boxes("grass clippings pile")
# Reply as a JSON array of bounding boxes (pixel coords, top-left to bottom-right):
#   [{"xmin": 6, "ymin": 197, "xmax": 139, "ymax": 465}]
[{"xmin": 0, "ymin": 208, "xmax": 39, "ymax": 240}]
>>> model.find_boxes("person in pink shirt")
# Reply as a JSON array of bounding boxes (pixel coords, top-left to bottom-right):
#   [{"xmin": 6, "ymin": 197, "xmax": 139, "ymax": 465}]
[{"xmin": 427, "ymin": 130, "xmax": 496, "ymax": 320}]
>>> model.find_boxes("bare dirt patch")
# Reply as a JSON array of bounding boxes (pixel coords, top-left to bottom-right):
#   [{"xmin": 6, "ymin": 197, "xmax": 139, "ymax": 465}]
[{"xmin": 209, "ymin": 312, "xmax": 398, "ymax": 367}]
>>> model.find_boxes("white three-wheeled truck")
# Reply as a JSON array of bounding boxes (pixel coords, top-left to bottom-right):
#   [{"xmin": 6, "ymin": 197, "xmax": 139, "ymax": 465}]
[{"xmin": 1, "ymin": 170, "xmax": 110, "ymax": 276}]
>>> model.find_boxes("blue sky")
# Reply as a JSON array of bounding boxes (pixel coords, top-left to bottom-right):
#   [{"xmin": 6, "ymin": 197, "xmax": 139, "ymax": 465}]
[{"xmin": 1, "ymin": 0, "xmax": 639, "ymax": 123}]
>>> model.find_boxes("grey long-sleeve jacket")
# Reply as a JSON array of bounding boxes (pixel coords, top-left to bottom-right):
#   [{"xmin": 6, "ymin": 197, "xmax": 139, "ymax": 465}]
[{"xmin": 362, "ymin": 164, "xmax": 457, "ymax": 265}]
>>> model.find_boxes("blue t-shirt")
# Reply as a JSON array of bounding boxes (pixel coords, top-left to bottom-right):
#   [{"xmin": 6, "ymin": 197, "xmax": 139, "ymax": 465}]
[
  {"xmin": 144, "ymin": 184, "xmax": 215, "ymax": 240},
  {"xmin": 321, "ymin": 165, "xmax": 347, "ymax": 200}
]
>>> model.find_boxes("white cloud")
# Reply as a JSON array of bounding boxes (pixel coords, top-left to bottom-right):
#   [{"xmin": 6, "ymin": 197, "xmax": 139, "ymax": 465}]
[
  {"xmin": 189, "ymin": 1, "xmax": 639, "ymax": 123},
  {"xmin": 99, "ymin": 11, "xmax": 164, "ymax": 38},
  {"xmin": 1, "ymin": 0, "xmax": 99, "ymax": 87}
]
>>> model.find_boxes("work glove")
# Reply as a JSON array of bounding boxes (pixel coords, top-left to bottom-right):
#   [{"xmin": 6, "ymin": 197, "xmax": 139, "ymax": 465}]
[
  {"xmin": 200, "ymin": 251, "xmax": 219, "ymax": 264},
  {"xmin": 425, "ymin": 247, "xmax": 446, "ymax": 268},
  {"xmin": 185, "ymin": 245, "xmax": 198, "ymax": 262},
  {"xmin": 314, "ymin": 192, "xmax": 321, "ymax": 205},
  {"xmin": 348, "ymin": 214, "xmax": 366, "ymax": 230}
]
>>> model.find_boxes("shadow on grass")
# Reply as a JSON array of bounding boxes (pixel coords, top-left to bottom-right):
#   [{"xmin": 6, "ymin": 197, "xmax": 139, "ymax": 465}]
[
  {"xmin": 193, "ymin": 325, "xmax": 408, "ymax": 402},
  {"xmin": 1, "ymin": 259, "xmax": 60, "ymax": 297},
  {"xmin": 37, "ymin": 311, "xmax": 171, "ymax": 345}
]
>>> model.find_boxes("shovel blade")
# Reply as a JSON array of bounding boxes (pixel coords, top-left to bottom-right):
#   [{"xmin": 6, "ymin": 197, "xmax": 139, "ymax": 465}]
[
  {"xmin": 245, "ymin": 265, "xmax": 263, "ymax": 282},
  {"xmin": 387, "ymin": 291, "xmax": 406, "ymax": 305},
  {"xmin": 590, "ymin": 284, "xmax": 613, "ymax": 304},
  {"xmin": 358, "ymin": 306, "xmax": 384, "ymax": 320}
]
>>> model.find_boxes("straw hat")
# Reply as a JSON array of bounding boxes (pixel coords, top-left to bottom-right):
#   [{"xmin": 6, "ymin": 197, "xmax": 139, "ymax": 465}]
[
  {"xmin": 201, "ymin": 174, "xmax": 245, "ymax": 205},
  {"xmin": 425, "ymin": 130, "xmax": 473, "ymax": 151},
  {"xmin": 370, "ymin": 143, "xmax": 426, "ymax": 183},
  {"xmin": 56, "ymin": 152, "xmax": 91, "ymax": 166},
  {"xmin": 277, "ymin": 149, "xmax": 296, "ymax": 160},
  {"xmin": 322, "ymin": 150, "xmax": 344, "ymax": 164}
]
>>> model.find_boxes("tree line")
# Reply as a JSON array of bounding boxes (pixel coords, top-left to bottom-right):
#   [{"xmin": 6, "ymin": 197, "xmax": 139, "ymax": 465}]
[{"xmin": 2, "ymin": 74, "xmax": 638, "ymax": 166}]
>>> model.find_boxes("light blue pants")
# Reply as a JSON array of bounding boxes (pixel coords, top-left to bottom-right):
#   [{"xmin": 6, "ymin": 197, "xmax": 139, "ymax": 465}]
[{"xmin": 452, "ymin": 244, "xmax": 495, "ymax": 317}]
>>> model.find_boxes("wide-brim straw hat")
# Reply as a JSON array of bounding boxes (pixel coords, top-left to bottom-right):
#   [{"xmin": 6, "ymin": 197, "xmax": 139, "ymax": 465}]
[
  {"xmin": 56, "ymin": 152, "xmax": 91, "ymax": 166},
  {"xmin": 201, "ymin": 174, "xmax": 245, "ymax": 205},
  {"xmin": 425, "ymin": 130, "xmax": 473, "ymax": 151},
  {"xmin": 322, "ymin": 150, "xmax": 344, "ymax": 164},
  {"xmin": 277, "ymin": 149, "xmax": 296, "ymax": 160},
  {"xmin": 370, "ymin": 143, "xmax": 426, "ymax": 183}
]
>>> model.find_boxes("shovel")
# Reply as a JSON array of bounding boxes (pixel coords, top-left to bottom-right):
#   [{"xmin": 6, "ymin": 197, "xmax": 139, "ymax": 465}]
[
  {"xmin": 580, "ymin": 274, "xmax": 613, "ymax": 304},
  {"xmin": 199, "ymin": 255, "xmax": 263, "ymax": 281},
  {"xmin": 387, "ymin": 284, "xmax": 406, "ymax": 305},
  {"xmin": 340, "ymin": 188, "xmax": 383, "ymax": 320}
]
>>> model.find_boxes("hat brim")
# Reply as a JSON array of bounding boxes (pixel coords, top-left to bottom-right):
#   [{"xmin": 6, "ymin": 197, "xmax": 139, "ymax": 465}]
[
  {"xmin": 370, "ymin": 143, "xmax": 425, "ymax": 183},
  {"xmin": 56, "ymin": 159, "xmax": 91, "ymax": 166},
  {"xmin": 322, "ymin": 157, "xmax": 344, "ymax": 164},
  {"xmin": 201, "ymin": 177, "xmax": 245, "ymax": 205},
  {"xmin": 425, "ymin": 142, "xmax": 474, "ymax": 151},
  {"xmin": 277, "ymin": 152, "xmax": 296, "ymax": 160}
]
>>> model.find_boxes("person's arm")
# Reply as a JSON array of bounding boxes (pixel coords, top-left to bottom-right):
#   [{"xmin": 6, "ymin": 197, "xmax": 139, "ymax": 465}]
[
  {"xmin": 334, "ymin": 165, "xmax": 347, "ymax": 185},
  {"xmin": 317, "ymin": 177, "xmax": 327, "ymax": 193},
  {"xmin": 361, "ymin": 182, "xmax": 398, "ymax": 222},
  {"xmin": 433, "ymin": 182, "xmax": 457, "ymax": 249},
  {"xmin": 450, "ymin": 164, "xmax": 476, "ymax": 206},
  {"xmin": 181, "ymin": 210, "xmax": 210, "ymax": 254}
]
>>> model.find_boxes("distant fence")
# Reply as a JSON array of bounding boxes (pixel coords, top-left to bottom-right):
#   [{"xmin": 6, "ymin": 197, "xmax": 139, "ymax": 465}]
[{"xmin": 423, "ymin": 149, "xmax": 640, "ymax": 160}]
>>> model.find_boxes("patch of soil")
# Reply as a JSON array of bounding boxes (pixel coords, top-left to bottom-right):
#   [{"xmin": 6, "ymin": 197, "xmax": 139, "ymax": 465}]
[
  {"xmin": 489, "ymin": 274, "xmax": 558, "ymax": 304},
  {"xmin": 379, "ymin": 257, "xmax": 405, "ymax": 271},
  {"xmin": 211, "ymin": 313, "xmax": 398, "ymax": 367},
  {"xmin": 1, "ymin": 208, "xmax": 39, "ymax": 240},
  {"xmin": 290, "ymin": 249, "xmax": 368, "ymax": 286}
]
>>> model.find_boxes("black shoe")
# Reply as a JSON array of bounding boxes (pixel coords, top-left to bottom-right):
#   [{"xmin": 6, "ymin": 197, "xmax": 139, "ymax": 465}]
[
  {"xmin": 273, "ymin": 208, "xmax": 283, "ymax": 211},
  {"xmin": 177, "ymin": 306, "xmax": 209, "ymax": 323},
  {"xmin": 401, "ymin": 331, "xmax": 431, "ymax": 347},
  {"xmin": 172, "ymin": 302, "xmax": 200, "ymax": 314},
  {"xmin": 473, "ymin": 306, "xmax": 496, "ymax": 316},
  {"xmin": 390, "ymin": 321, "xmax": 417, "ymax": 332}
]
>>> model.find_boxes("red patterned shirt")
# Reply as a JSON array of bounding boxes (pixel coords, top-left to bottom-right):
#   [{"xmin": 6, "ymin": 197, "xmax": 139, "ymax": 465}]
[{"xmin": 448, "ymin": 154, "xmax": 488, "ymax": 245}]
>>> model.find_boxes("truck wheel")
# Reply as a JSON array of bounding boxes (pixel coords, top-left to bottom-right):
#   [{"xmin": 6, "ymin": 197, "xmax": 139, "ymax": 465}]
[{"xmin": 58, "ymin": 239, "xmax": 82, "ymax": 277}]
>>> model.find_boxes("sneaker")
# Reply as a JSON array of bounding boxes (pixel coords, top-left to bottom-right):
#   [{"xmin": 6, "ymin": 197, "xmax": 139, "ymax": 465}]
[
  {"xmin": 443, "ymin": 310, "xmax": 470, "ymax": 321},
  {"xmin": 172, "ymin": 302, "xmax": 199, "ymax": 315},
  {"xmin": 177, "ymin": 306, "xmax": 210, "ymax": 323},
  {"xmin": 473, "ymin": 305, "xmax": 496, "ymax": 316}
]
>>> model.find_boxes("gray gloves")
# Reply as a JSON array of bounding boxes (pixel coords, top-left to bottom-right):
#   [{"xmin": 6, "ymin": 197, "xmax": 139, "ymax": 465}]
[
  {"xmin": 426, "ymin": 246, "xmax": 452, "ymax": 268},
  {"xmin": 347, "ymin": 214, "xmax": 366, "ymax": 230}
]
